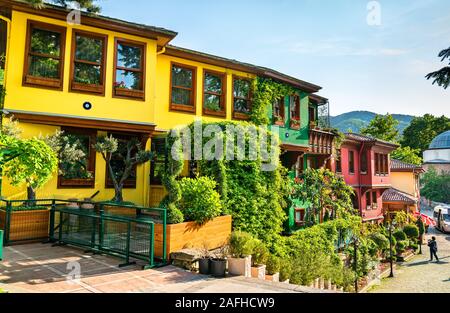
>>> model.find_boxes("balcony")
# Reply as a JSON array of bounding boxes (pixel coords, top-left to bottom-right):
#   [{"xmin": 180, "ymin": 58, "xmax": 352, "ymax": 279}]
[{"xmin": 309, "ymin": 128, "xmax": 335, "ymax": 155}]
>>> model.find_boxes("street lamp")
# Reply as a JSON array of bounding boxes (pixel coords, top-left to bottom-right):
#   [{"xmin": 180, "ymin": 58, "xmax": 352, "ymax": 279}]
[{"xmin": 388, "ymin": 220, "xmax": 397, "ymax": 278}]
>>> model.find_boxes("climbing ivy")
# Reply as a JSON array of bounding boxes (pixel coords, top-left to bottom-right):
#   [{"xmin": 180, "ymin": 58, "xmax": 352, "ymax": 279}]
[{"xmin": 250, "ymin": 77, "xmax": 296, "ymax": 125}]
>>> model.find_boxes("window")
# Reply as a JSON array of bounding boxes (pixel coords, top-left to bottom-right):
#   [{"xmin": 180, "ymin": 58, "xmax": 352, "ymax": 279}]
[
  {"xmin": 309, "ymin": 106, "xmax": 316, "ymax": 124},
  {"xmin": 273, "ymin": 97, "xmax": 285, "ymax": 125},
  {"xmin": 70, "ymin": 30, "xmax": 107, "ymax": 95},
  {"xmin": 372, "ymin": 191, "xmax": 378, "ymax": 208},
  {"xmin": 335, "ymin": 150, "xmax": 342, "ymax": 173},
  {"xmin": 170, "ymin": 63, "xmax": 196, "ymax": 113},
  {"xmin": 113, "ymin": 38, "xmax": 146, "ymax": 100},
  {"xmin": 58, "ymin": 127, "xmax": 96, "ymax": 188},
  {"xmin": 289, "ymin": 95, "xmax": 300, "ymax": 129},
  {"xmin": 294, "ymin": 208, "xmax": 306, "ymax": 226},
  {"xmin": 106, "ymin": 133, "xmax": 142, "ymax": 188},
  {"xmin": 375, "ymin": 153, "xmax": 388, "ymax": 175},
  {"xmin": 232, "ymin": 76, "xmax": 251, "ymax": 120},
  {"xmin": 23, "ymin": 21, "xmax": 66, "ymax": 89},
  {"xmin": 150, "ymin": 137, "xmax": 167, "ymax": 185},
  {"xmin": 361, "ymin": 151, "xmax": 368, "ymax": 174},
  {"xmin": 348, "ymin": 150, "xmax": 355, "ymax": 174},
  {"xmin": 366, "ymin": 191, "xmax": 372, "ymax": 209},
  {"xmin": 203, "ymin": 70, "xmax": 226, "ymax": 117},
  {"xmin": 384, "ymin": 155, "xmax": 389, "ymax": 175},
  {"xmin": 375, "ymin": 153, "xmax": 380, "ymax": 175}
]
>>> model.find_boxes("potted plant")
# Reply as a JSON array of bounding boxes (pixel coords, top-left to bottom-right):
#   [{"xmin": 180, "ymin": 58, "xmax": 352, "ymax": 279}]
[
  {"xmin": 274, "ymin": 114, "xmax": 285, "ymax": 126},
  {"xmin": 251, "ymin": 240, "xmax": 268, "ymax": 280},
  {"xmin": 198, "ymin": 245, "xmax": 211, "ymax": 275},
  {"xmin": 290, "ymin": 117, "xmax": 301, "ymax": 130},
  {"xmin": 265, "ymin": 254, "xmax": 281, "ymax": 282},
  {"xmin": 228, "ymin": 231, "xmax": 254, "ymax": 277},
  {"xmin": 210, "ymin": 246, "xmax": 227, "ymax": 278}
]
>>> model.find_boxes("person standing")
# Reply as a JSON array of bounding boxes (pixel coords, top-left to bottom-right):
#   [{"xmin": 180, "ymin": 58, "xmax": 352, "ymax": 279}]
[{"xmin": 427, "ymin": 236, "xmax": 439, "ymax": 262}]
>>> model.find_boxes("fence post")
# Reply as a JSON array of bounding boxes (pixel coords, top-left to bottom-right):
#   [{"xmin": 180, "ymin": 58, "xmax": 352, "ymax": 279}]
[
  {"xmin": 49, "ymin": 199, "xmax": 56, "ymax": 242},
  {"xmin": 58, "ymin": 206, "xmax": 63, "ymax": 243},
  {"xmin": 125, "ymin": 221, "xmax": 131, "ymax": 265},
  {"xmin": 162, "ymin": 208, "xmax": 167, "ymax": 264},
  {"xmin": 150, "ymin": 223, "xmax": 154, "ymax": 268},
  {"xmin": 98, "ymin": 204, "xmax": 104, "ymax": 250},
  {"xmin": 4, "ymin": 201, "xmax": 11, "ymax": 245}
]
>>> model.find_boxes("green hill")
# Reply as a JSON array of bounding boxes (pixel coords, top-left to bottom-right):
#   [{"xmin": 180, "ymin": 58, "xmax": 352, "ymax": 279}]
[{"xmin": 331, "ymin": 111, "xmax": 415, "ymax": 134}]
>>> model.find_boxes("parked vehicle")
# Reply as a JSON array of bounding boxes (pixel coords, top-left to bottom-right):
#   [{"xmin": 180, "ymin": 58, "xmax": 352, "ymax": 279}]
[{"xmin": 433, "ymin": 205, "xmax": 450, "ymax": 233}]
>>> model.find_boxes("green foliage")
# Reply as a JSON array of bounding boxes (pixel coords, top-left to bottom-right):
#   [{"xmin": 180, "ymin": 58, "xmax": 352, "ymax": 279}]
[
  {"xmin": 361, "ymin": 113, "xmax": 399, "ymax": 143},
  {"xmin": 393, "ymin": 211, "xmax": 410, "ymax": 228},
  {"xmin": 393, "ymin": 230, "xmax": 407, "ymax": 241},
  {"xmin": 265, "ymin": 254, "xmax": 281, "ymax": 275},
  {"xmin": 291, "ymin": 168, "xmax": 357, "ymax": 225},
  {"xmin": 403, "ymin": 224, "xmax": 419, "ymax": 240},
  {"xmin": 1, "ymin": 206, "xmax": 48, "ymax": 212},
  {"xmin": 228, "ymin": 231, "xmax": 256, "ymax": 258},
  {"xmin": 23, "ymin": 0, "xmax": 101, "ymax": 13},
  {"xmin": 2, "ymin": 136, "xmax": 57, "ymax": 201},
  {"xmin": 252, "ymin": 239, "xmax": 269, "ymax": 266},
  {"xmin": 95, "ymin": 135, "xmax": 152, "ymax": 203},
  {"xmin": 426, "ymin": 47, "xmax": 450, "ymax": 89},
  {"xmin": 416, "ymin": 217, "xmax": 426, "ymax": 236},
  {"xmin": 178, "ymin": 176, "xmax": 222, "ymax": 224},
  {"xmin": 391, "ymin": 146, "xmax": 422, "ymax": 165},
  {"xmin": 166, "ymin": 203, "xmax": 184, "ymax": 224},
  {"xmin": 401, "ymin": 114, "xmax": 450, "ymax": 154},
  {"xmin": 396, "ymin": 240, "xmax": 409, "ymax": 254},
  {"xmin": 420, "ymin": 167, "xmax": 450, "ymax": 203},
  {"xmin": 278, "ymin": 258, "xmax": 293, "ymax": 282},
  {"xmin": 370, "ymin": 232, "xmax": 389, "ymax": 252},
  {"xmin": 250, "ymin": 77, "xmax": 295, "ymax": 125}
]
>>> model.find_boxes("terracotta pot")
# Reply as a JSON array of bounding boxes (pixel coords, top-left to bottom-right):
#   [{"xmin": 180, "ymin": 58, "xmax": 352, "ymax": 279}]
[
  {"xmin": 251, "ymin": 265, "xmax": 266, "ymax": 280},
  {"xmin": 265, "ymin": 272, "xmax": 280, "ymax": 282}
]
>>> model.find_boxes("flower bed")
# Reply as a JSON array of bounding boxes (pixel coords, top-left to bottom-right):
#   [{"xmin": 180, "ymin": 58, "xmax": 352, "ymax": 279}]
[{"xmin": 154, "ymin": 215, "xmax": 232, "ymax": 260}]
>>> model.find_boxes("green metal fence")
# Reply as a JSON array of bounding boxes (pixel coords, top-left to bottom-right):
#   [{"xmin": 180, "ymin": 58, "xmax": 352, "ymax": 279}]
[{"xmin": 0, "ymin": 199, "xmax": 167, "ymax": 269}]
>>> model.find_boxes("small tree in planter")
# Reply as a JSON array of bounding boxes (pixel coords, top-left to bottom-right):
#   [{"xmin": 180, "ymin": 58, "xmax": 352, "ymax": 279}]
[
  {"xmin": 251, "ymin": 240, "xmax": 269, "ymax": 280},
  {"xmin": 265, "ymin": 254, "xmax": 281, "ymax": 282},
  {"xmin": 94, "ymin": 135, "xmax": 152, "ymax": 203},
  {"xmin": 228, "ymin": 231, "xmax": 255, "ymax": 277}
]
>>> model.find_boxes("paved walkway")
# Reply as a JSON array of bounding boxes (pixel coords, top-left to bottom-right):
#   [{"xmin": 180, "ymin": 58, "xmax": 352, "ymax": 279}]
[
  {"xmin": 0, "ymin": 243, "xmax": 322, "ymax": 293},
  {"xmin": 369, "ymin": 225, "xmax": 450, "ymax": 293}
]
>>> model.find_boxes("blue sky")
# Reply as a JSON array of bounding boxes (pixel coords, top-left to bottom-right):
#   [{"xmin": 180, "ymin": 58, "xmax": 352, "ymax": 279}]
[{"xmin": 100, "ymin": 0, "xmax": 450, "ymax": 116}]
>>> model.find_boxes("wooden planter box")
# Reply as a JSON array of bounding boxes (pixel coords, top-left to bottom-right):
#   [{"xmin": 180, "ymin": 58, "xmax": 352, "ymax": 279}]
[
  {"xmin": 102, "ymin": 205, "xmax": 137, "ymax": 234},
  {"xmin": 0, "ymin": 209, "xmax": 50, "ymax": 242},
  {"xmin": 155, "ymin": 215, "xmax": 232, "ymax": 260}
]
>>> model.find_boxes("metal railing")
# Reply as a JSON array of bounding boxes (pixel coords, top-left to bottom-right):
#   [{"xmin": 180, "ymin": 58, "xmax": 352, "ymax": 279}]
[{"xmin": 0, "ymin": 199, "xmax": 167, "ymax": 269}]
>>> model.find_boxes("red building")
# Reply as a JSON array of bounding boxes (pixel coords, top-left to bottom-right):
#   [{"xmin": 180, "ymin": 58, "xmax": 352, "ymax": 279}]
[{"xmin": 336, "ymin": 133, "xmax": 398, "ymax": 223}]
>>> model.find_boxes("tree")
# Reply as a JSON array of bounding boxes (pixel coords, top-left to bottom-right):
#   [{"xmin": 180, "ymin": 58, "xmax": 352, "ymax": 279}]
[
  {"xmin": 426, "ymin": 47, "xmax": 450, "ymax": 89},
  {"xmin": 292, "ymin": 168, "xmax": 357, "ymax": 226},
  {"xmin": 3, "ymin": 137, "xmax": 58, "ymax": 203},
  {"xmin": 94, "ymin": 135, "xmax": 152, "ymax": 203},
  {"xmin": 401, "ymin": 114, "xmax": 450, "ymax": 155},
  {"xmin": 390, "ymin": 146, "xmax": 422, "ymax": 165},
  {"xmin": 420, "ymin": 167, "xmax": 450, "ymax": 203},
  {"xmin": 360, "ymin": 114, "xmax": 399, "ymax": 143},
  {"xmin": 23, "ymin": 0, "xmax": 101, "ymax": 13}
]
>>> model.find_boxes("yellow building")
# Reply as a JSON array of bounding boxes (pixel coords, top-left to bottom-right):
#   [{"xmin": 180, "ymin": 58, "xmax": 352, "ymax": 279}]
[
  {"xmin": 382, "ymin": 159, "xmax": 424, "ymax": 218},
  {"xmin": 0, "ymin": 1, "xmax": 326, "ymax": 206}
]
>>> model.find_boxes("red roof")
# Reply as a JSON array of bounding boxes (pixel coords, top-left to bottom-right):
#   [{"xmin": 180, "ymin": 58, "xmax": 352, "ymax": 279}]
[
  {"xmin": 391, "ymin": 159, "xmax": 424, "ymax": 172},
  {"xmin": 382, "ymin": 188, "xmax": 417, "ymax": 204}
]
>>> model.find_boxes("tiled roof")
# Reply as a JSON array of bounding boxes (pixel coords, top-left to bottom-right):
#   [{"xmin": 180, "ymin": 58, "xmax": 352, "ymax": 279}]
[
  {"xmin": 344, "ymin": 133, "xmax": 399, "ymax": 148},
  {"xmin": 390, "ymin": 159, "xmax": 424, "ymax": 172},
  {"xmin": 382, "ymin": 188, "xmax": 417, "ymax": 204}
]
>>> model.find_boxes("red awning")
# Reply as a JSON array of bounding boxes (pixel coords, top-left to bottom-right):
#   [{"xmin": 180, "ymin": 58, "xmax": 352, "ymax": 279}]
[{"xmin": 413, "ymin": 212, "xmax": 436, "ymax": 226}]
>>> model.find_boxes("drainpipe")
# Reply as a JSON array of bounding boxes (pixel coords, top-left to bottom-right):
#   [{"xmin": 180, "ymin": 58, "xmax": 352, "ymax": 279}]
[
  {"xmin": 156, "ymin": 46, "xmax": 166, "ymax": 55},
  {"xmin": 358, "ymin": 143, "xmax": 365, "ymax": 219}
]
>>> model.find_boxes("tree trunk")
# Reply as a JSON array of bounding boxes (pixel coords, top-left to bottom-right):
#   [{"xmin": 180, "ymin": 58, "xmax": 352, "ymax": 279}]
[
  {"xmin": 27, "ymin": 186, "xmax": 37, "ymax": 207},
  {"xmin": 113, "ymin": 185, "xmax": 124, "ymax": 203}
]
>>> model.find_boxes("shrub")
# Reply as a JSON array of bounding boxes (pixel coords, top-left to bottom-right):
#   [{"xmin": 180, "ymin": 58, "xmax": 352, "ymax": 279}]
[
  {"xmin": 252, "ymin": 240, "xmax": 269, "ymax": 266},
  {"xmin": 410, "ymin": 242, "xmax": 419, "ymax": 251},
  {"xmin": 396, "ymin": 240, "xmax": 409, "ymax": 254},
  {"xmin": 366, "ymin": 238, "xmax": 379, "ymax": 258},
  {"xmin": 370, "ymin": 232, "xmax": 389, "ymax": 252},
  {"xmin": 279, "ymin": 258, "xmax": 292, "ymax": 282},
  {"xmin": 266, "ymin": 255, "xmax": 281, "ymax": 275},
  {"xmin": 228, "ymin": 231, "xmax": 255, "ymax": 258},
  {"xmin": 166, "ymin": 203, "xmax": 184, "ymax": 224},
  {"xmin": 393, "ymin": 230, "xmax": 407, "ymax": 241},
  {"xmin": 179, "ymin": 177, "xmax": 222, "ymax": 224},
  {"xmin": 403, "ymin": 224, "xmax": 419, "ymax": 240}
]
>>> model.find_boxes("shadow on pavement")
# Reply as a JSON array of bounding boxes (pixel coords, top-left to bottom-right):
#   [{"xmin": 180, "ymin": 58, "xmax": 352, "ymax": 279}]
[{"xmin": 405, "ymin": 256, "xmax": 450, "ymax": 267}]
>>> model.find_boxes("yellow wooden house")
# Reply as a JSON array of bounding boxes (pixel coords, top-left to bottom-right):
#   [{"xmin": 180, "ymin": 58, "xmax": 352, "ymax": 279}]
[{"xmin": 0, "ymin": 1, "xmax": 326, "ymax": 206}]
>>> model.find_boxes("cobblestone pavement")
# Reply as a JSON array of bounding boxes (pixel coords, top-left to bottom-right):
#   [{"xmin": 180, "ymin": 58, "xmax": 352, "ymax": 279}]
[
  {"xmin": 0, "ymin": 244, "xmax": 325, "ymax": 293},
  {"xmin": 370, "ymin": 208, "xmax": 450, "ymax": 293}
]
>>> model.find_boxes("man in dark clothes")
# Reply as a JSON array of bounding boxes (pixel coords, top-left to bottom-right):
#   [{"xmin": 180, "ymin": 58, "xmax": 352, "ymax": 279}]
[{"xmin": 427, "ymin": 237, "xmax": 439, "ymax": 262}]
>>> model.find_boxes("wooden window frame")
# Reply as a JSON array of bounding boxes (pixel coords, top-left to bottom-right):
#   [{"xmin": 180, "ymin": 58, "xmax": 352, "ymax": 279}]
[
  {"xmin": 372, "ymin": 191, "xmax": 378, "ymax": 208},
  {"xmin": 294, "ymin": 208, "xmax": 306, "ymax": 226},
  {"xmin": 366, "ymin": 191, "xmax": 372, "ymax": 210},
  {"xmin": 289, "ymin": 94, "xmax": 301, "ymax": 130},
  {"xmin": 69, "ymin": 29, "xmax": 108, "ymax": 95},
  {"xmin": 202, "ymin": 69, "xmax": 227, "ymax": 118},
  {"xmin": 335, "ymin": 149, "xmax": 342, "ymax": 173},
  {"xmin": 105, "ymin": 132, "xmax": 146, "ymax": 189},
  {"xmin": 232, "ymin": 75, "xmax": 252, "ymax": 120},
  {"xmin": 348, "ymin": 150, "xmax": 355, "ymax": 175},
  {"xmin": 273, "ymin": 97, "xmax": 285, "ymax": 126},
  {"xmin": 375, "ymin": 153, "xmax": 380, "ymax": 175},
  {"xmin": 57, "ymin": 127, "xmax": 96, "ymax": 189},
  {"xmin": 169, "ymin": 62, "xmax": 197, "ymax": 113},
  {"xmin": 23, "ymin": 20, "xmax": 67, "ymax": 90},
  {"xmin": 113, "ymin": 37, "xmax": 146, "ymax": 101},
  {"xmin": 360, "ymin": 151, "xmax": 368, "ymax": 174}
]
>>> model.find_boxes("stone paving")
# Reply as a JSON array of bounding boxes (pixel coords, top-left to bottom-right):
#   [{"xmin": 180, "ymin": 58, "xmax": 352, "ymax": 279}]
[
  {"xmin": 369, "ymin": 221, "xmax": 450, "ymax": 293},
  {"xmin": 0, "ymin": 243, "xmax": 322, "ymax": 293}
]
